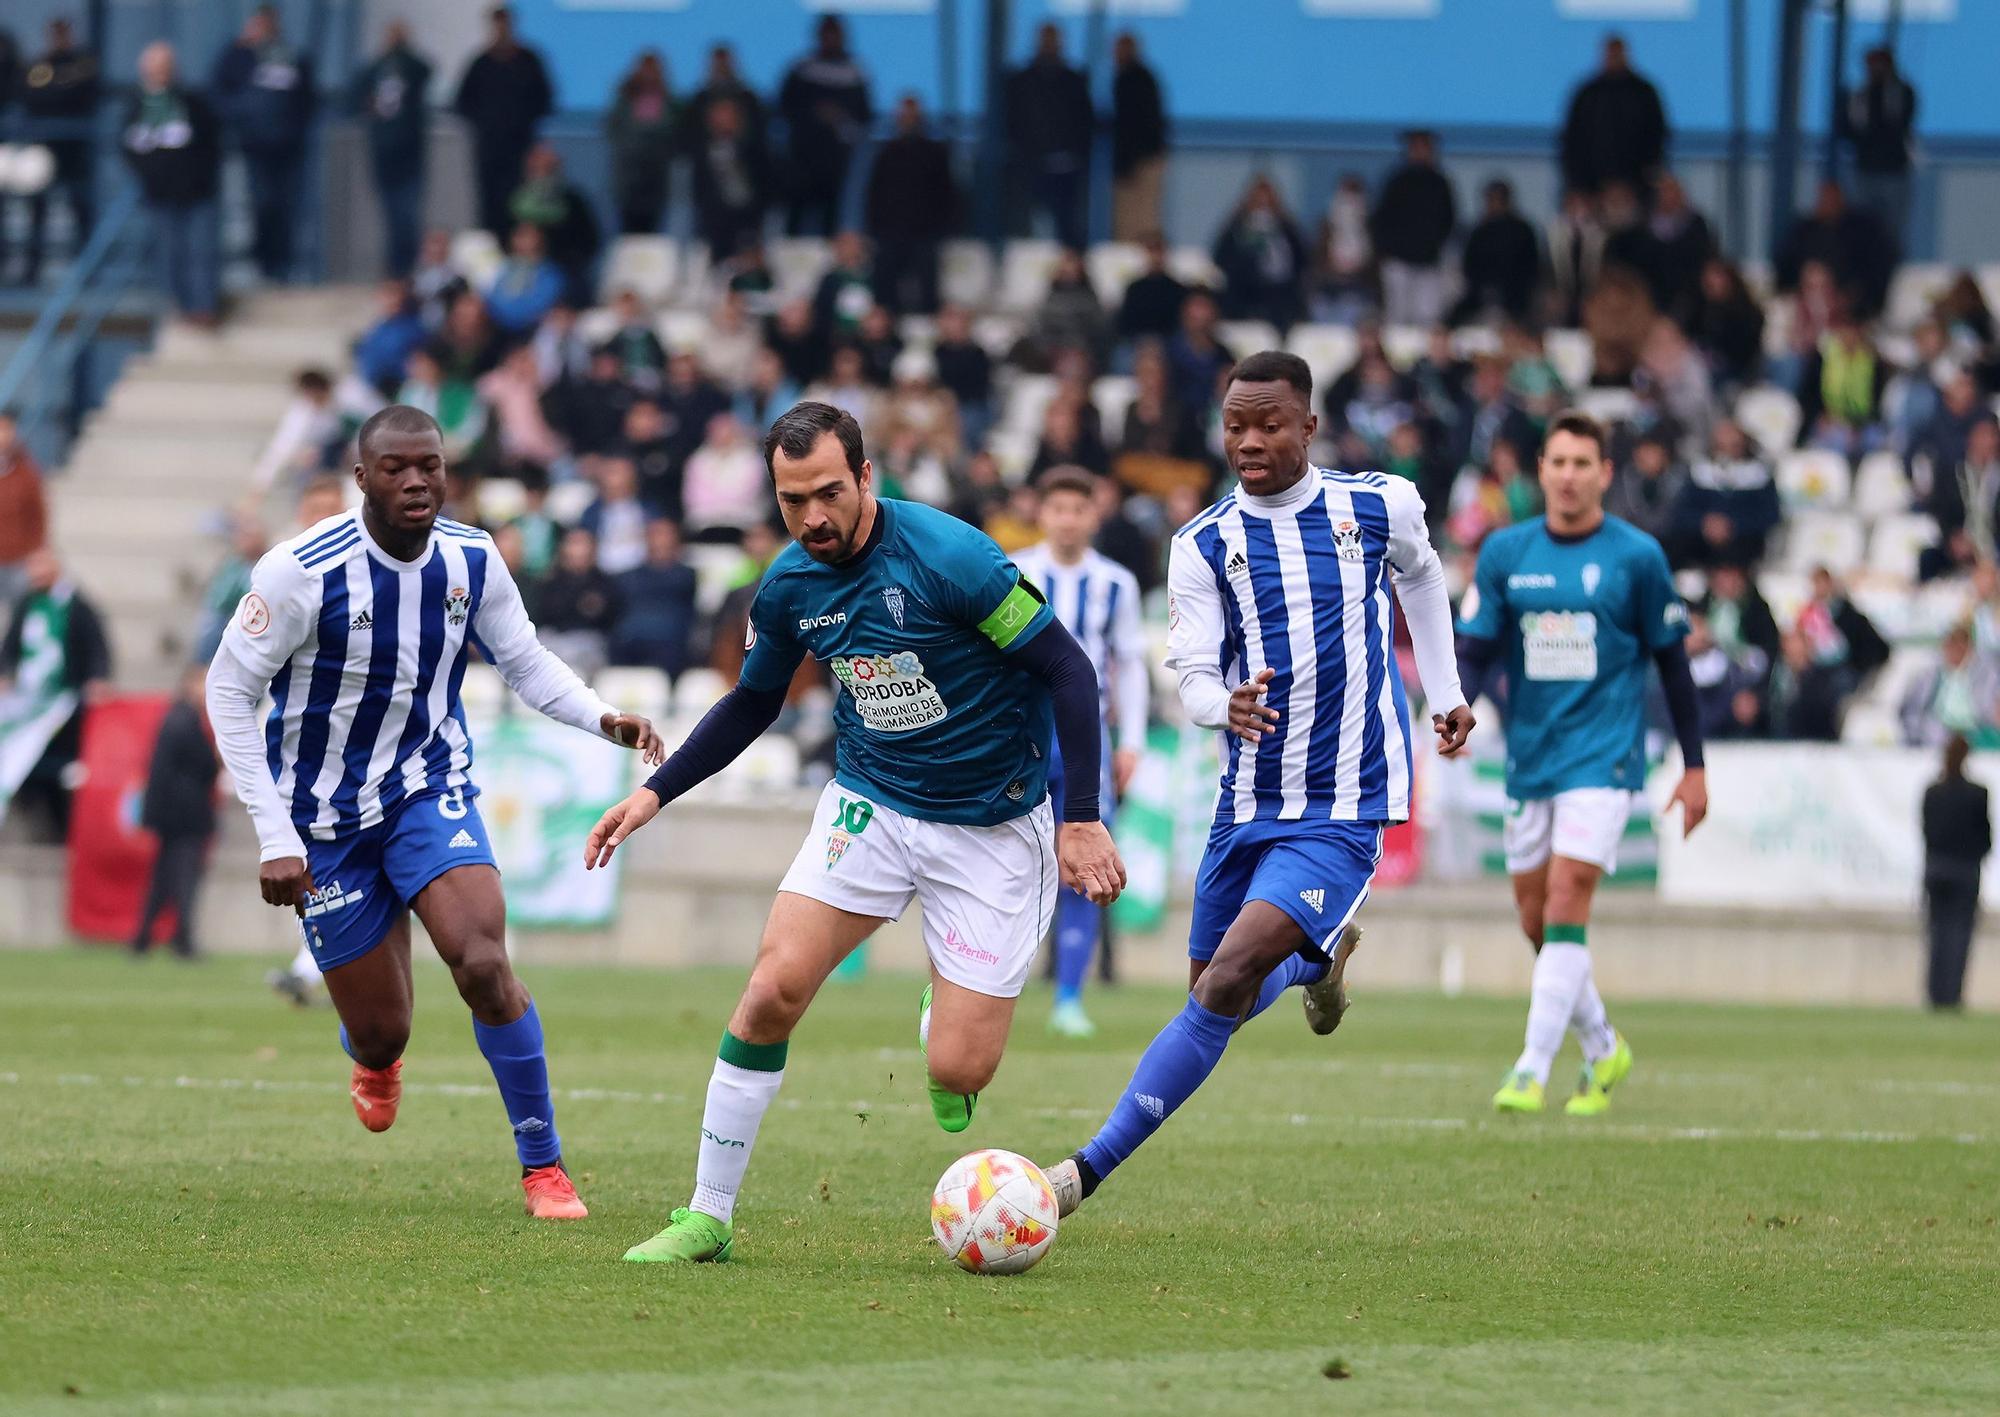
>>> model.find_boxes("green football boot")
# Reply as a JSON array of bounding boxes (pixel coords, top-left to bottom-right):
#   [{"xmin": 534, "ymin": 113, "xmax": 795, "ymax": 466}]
[
  {"xmin": 622, "ymin": 1207, "xmax": 733, "ymax": 1264},
  {"xmin": 1564, "ymin": 1033, "xmax": 1634, "ymax": 1117},
  {"xmin": 919, "ymin": 982, "xmax": 977, "ymax": 1133},
  {"xmin": 1492, "ymin": 1069, "xmax": 1545, "ymax": 1114}
]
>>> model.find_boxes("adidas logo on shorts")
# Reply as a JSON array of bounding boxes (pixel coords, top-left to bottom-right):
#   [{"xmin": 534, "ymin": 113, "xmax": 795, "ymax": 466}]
[
  {"xmin": 1299, "ymin": 888, "xmax": 1325, "ymax": 914},
  {"xmin": 448, "ymin": 829, "xmax": 478, "ymax": 849},
  {"xmin": 1134, "ymin": 1093, "xmax": 1165, "ymax": 1120}
]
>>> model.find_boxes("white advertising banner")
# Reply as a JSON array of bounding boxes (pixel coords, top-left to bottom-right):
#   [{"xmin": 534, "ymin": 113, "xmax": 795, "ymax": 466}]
[{"xmin": 1657, "ymin": 743, "xmax": 1999, "ymax": 911}]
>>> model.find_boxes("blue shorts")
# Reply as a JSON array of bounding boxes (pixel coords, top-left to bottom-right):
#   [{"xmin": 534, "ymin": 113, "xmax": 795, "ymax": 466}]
[
  {"xmin": 1187, "ymin": 817, "xmax": 1385, "ymax": 962},
  {"xmin": 296, "ymin": 785, "xmax": 497, "ymax": 971}
]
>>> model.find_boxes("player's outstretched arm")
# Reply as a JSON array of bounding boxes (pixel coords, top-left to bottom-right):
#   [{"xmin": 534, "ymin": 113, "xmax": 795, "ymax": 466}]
[
  {"xmin": 469, "ymin": 549, "xmax": 652, "ymax": 747},
  {"xmin": 1383, "ymin": 484, "xmax": 1474, "ymax": 755},
  {"xmin": 581, "ymin": 680, "xmax": 790, "ymax": 869}
]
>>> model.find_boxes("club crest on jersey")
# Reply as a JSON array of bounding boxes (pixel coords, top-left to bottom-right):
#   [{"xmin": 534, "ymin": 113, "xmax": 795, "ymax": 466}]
[
  {"xmin": 1582, "ymin": 562, "xmax": 1602, "ymax": 596},
  {"xmin": 1333, "ymin": 520, "xmax": 1365, "ymax": 562},
  {"xmin": 443, "ymin": 585, "xmax": 471, "ymax": 627},
  {"xmin": 882, "ymin": 584, "xmax": 906, "ymax": 629}
]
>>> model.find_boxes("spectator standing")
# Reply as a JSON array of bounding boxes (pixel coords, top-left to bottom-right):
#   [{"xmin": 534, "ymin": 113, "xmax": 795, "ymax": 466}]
[
  {"xmin": 1840, "ymin": 46, "xmax": 1918, "ymax": 244},
  {"xmin": 1370, "ymin": 130, "xmax": 1456, "ymax": 328},
  {"xmin": 1313, "ymin": 174, "xmax": 1376, "ymax": 322},
  {"xmin": 0, "ymin": 550, "xmax": 110, "ymax": 841},
  {"xmin": 1110, "ymin": 32, "xmax": 1166, "ymax": 242},
  {"xmin": 14, "ymin": 18, "xmax": 99, "ymax": 286},
  {"xmin": 130, "ymin": 666, "xmax": 218, "ymax": 959},
  {"xmin": 689, "ymin": 95, "xmax": 771, "ymax": 264},
  {"xmin": 453, "ymin": 5, "xmax": 553, "ymax": 238},
  {"xmin": 1117, "ymin": 234, "xmax": 1188, "ymax": 345},
  {"xmin": 348, "ymin": 21, "xmax": 432, "ymax": 278},
  {"xmin": 0, "ymin": 411, "xmax": 50, "ymax": 607},
  {"xmin": 509, "ymin": 144, "xmax": 600, "ymax": 305},
  {"xmin": 211, "ymin": 4, "xmax": 315, "ymax": 283},
  {"xmin": 611, "ymin": 518, "xmax": 699, "ymax": 680},
  {"xmin": 1211, "ymin": 176, "xmax": 1308, "ymax": 332},
  {"xmin": 865, "ymin": 96, "xmax": 956, "ymax": 316},
  {"xmin": 1559, "ymin": 34, "xmax": 1669, "ymax": 198},
  {"xmin": 1921, "ymin": 734, "xmax": 1991, "ymax": 1010},
  {"xmin": 605, "ymin": 51, "xmax": 678, "ymax": 236},
  {"xmin": 1774, "ymin": 180, "xmax": 1896, "ymax": 321},
  {"xmin": 682, "ymin": 43, "xmax": 765, "ymax": 150},
  {"xmin": 1005, "ymin": 24, "xmax": 1093, "ymax": 250},
  {"xmin": 1546, "ymin": 190, "xmax": 1606, "ymax": 329},
  {"xmin": 778, "ymin": 15, "xmax": 872, "ymax": 237},
  {"xmin": 1452, "ymin": 179, "xmax": 1541, "ymax": 326},
  {"xmin": 121, "ymin": 42, "xmax": 223, "ymax": 325}
]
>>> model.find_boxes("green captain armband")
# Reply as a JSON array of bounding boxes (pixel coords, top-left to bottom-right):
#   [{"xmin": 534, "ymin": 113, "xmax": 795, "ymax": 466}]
[{"xmin": 977, "ymin": 581, "xmax": 1044, "ymax": 650}]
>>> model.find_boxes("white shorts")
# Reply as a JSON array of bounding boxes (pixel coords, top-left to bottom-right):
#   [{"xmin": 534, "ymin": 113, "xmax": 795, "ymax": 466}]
[
  {"xmin": 1502, "ymin": 788, "xmax": 1634, "ymax": 876},
  {"xmin": 777, "ymin": 780, "xmax": 1057, "ymax": 999}
]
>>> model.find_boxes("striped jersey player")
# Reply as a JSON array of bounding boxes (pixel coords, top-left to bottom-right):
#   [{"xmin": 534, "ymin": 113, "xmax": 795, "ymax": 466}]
[
  {"xmin": 206, "ymin": 405, "xmax": 663, "ymax": 1220},
  {"xmin": 1040, "ymin": 351, "xmax": 1474, "ymax": 1216}
]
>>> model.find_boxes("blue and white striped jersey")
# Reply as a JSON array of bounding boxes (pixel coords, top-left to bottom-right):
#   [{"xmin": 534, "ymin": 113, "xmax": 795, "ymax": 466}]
[
  {"xmin": 1167, "ymin": 467, "xmax": 1449, "ymax": 827},
  {"xmin": 1010, "ymin": 543, "xmax": 1149, "ymax": 751},
  {"xmin": 208, "ymin": 511, "xmax": 612, "ymax": 862}
]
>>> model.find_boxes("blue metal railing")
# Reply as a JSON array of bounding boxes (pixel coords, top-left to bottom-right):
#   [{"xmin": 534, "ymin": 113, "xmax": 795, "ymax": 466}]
[{"xmin": 0, "ymin": 185, "xmax": 148, "ymax": 468}]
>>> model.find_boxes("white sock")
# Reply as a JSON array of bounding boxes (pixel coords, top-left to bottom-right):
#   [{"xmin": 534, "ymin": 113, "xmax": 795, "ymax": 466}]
[
  {"xmin": 1570, "ymin": 968, "xmax": 1617, "ymax": 1064},
  {"xmin": 689, "ymin": 1055, "xmax": 785, "ymax": 1224},
  {"xmin": 1513, "ymin": 941, "xmax": 1590, "ymax": 1084},
  {"xmin": 289, "ymin": 942, "xmax": 323, "ymax": 987}
]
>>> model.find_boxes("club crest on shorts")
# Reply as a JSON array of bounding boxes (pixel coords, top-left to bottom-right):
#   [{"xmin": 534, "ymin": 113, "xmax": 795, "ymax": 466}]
[
  {"xmin": 882, "ymin": 584, "xmax": 906, "ymax": 629},
  {"xmin": 1333, "ymin": 520, "xmax": 1365, "ymax": 562},
  {"xmin": 825, "ymin": 829, "xmax": 851, "ymax": 869},
  {"xmin": 443, "ymin": 585, "xmax": 471, "ymax": 626}
]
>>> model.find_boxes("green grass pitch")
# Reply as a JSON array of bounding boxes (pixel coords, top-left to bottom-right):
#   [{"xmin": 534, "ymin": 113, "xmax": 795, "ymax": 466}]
[{"xmin": 4, "ymin": 948, "xmax": 1997, "ymax": 1415}]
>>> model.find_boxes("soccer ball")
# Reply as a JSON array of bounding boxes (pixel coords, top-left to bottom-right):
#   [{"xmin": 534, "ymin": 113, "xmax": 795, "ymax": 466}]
[{"xmin": 930, "ymin": 1148, "xmax": 1059, "ymax": 1275}]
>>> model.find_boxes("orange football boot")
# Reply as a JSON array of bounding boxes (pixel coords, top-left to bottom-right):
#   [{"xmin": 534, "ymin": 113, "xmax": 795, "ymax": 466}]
[
  {"xmin": 349, "ymin": 1059, "xmax": 403, "ymax": 1132},
  {"xmin": 522, "ymin": 1164, "xmax": 588, "ymax": 1219}
]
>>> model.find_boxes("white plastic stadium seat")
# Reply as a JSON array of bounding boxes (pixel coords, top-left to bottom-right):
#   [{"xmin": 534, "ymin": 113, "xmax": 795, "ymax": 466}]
[
  {"xmin": 1866, "ymin": 512, "xmax": 1939, "ymax": 584},
  {"xmin": 1285, "ymin": 324, "xmax": 1359, "ymax": 395},
  {"xmin": 1840, "ymin": 701, "xmax": 1898, "ymax": 746},
  {"xmin": 450, "ymin": 229, "xmax": 503, "ymax": 288},
  {"xmin": 1002, "ymin": 373, "xmax": 1060, "ymax": 436},
  {"xmin": 998, "ymin": 239, "xmax": 1064, "ymax": 314},
  {"xmin": 1739, "ymin": 259, "xmax": 1775, "ymax": 300},
  {"xmin": 1217, "ymin": 321, "xmax": 1280, "ymax": 360},
  {"xmin": 985, "ymin": 427, "xmax": 1037, "ymax": 484},
  {"xmin": 768, "ymin": 237, "xmax": 832, "ymax": 299},
  {"xmin": 545, "ymin": 480, "xmax": 596, "ymax": 526},
  {"xmin": 1780, "ymin": 510, "xmax": 1866, "ymax": 576},
  {"xmin": 732, "ymin": 734, "xmax": 801, "ymax": 791},
  {"xmin": 478, "ymin": 478, "xmax": 528, "ymax": 525},
  {"xmin": 972, "ymin": 313, "xmax": 1024, "ymax": 359},
  {"xmin": 1092, "ymin": 375, "xmax": 1138, "ymax": 444},
  {"xmin": 595, "ymin": 667, "xmax": 671, "ymax": 720},
  {"xmin": 940, "ymin": 239, "xmax": 995, "ymax": 308},
  {"xmin": 1776, "ymin": 449, "xmax": 1851, "ymax": 509},
  {"xmin": 1573, "ymin": 387, "xmax": 1640, "ymax": 427},
  {"xmin": 576, "ymin": 307, "xmax": 618, "ymax": 348},
  {"xmin": 1451, "ymin": 326, "xmax": 1503, "ymax": 359},
  {"xmin": 1735, "ymin": 385, "xmax": 1802, "ymax": 455},
  {"xmin": 1381, "ymin": 325, "xmax": 1428, "ymax": 368},
  {"xmin": 1167, "ymin": 246, "xmax": 1221, "ymax": 290},
  {"xmin": 599, "ymin": 235, "xmax": 679, "ymax": 307},
  {"xmin": 682, "ymin": 544, "xmax": 746, "ymax": 616},
  {"xmin": 1886, "ymin": 262, "xmax": 1952, "ymax": 332},
  {"xmin": 672, "ymin": 667, "xmax": 728, "ymax": 713},
  {"xmin": 1543, "ymin": 329, "xmax": 1593, "ymax": 390},
  {"xmin": 1851, "ymin": 450, "xmax": 1913, "ymax": 521},
  {"xmin": 655, "ymin": 309, "xmax": 711, "ymax": 355},
  {"xmin": 1086, "ymin": 242, "xmax": 1148, "ymax": 308},
  {"xmin": 1760, "ymin": 296, "xmax": 1796, "ymax": 358}
]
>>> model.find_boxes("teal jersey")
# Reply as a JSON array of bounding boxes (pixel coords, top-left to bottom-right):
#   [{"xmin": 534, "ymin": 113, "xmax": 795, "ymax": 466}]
[
  {"xmin": 740, "ymin": 499, "xmax": 1057, "ymax": 825},
  {"xmin": 1458, "ymin": 515, "xmax": 1688, "ymax": 799}
]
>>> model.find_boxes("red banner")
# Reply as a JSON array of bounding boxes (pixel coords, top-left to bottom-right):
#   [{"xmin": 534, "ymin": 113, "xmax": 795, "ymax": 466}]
[{"xmin": 66, "ymin": 694, "xmax": 172, "ymax": 943}]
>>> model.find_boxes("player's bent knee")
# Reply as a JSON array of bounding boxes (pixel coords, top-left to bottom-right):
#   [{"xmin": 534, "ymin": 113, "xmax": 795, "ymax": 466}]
[
  {"xmin": 1190, "ymin": 955, "xmax": 1263, "ymax": 1018},
  {"xmin": 735, "ymin": 970, "xmax": 813, "ymax": 1042},
  {"xmin": 345, "ymin": 1018, "xmax": 410, "ymax": 1069},
  {"xmin": 926, "ymin": 1051, "xmax": 998, "ymax": 1096},
  {"xmin": 449, "ymin": 948, "xmax": 516, "ymax": 1014}
]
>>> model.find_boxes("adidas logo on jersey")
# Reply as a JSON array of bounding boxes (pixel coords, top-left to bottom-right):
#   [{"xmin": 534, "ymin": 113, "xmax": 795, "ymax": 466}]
[
  {"xmin": 1299, "ymin": 888, "xmax": 1325, "ymax": 914},
  {"xmin": 448, "ymin": 829, "xmax": 479, "ymax": 849},
  {"xmin": 349, "ymin": 609, "xmax": 373, "ymax": 632},
  {"xmin": 1225, "ymin": 550, "xmax": 1250, "ymax": 577},
  {"xmin": 1134, "ymin": 1093, "xmax": 1165, "ymax": 1120}
]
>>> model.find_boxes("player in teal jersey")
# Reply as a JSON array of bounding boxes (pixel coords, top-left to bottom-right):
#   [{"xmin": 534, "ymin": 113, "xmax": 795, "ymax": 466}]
[
  {"xmin": 1457, "ymin": 411, "xmax": 1708, "ymax": 1116},
  {"xmin": 585, "ymin": 402, "xmax": 1124, "ymax": 1263}
]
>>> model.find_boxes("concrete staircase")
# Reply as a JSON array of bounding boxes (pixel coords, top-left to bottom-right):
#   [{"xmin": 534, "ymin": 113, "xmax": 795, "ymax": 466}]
[{"xmin": 50, "ymin": 286, "xmax": 374, "ymax": 690}]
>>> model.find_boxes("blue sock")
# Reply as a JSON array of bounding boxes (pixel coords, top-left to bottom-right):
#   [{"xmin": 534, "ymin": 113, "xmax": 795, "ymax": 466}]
[
  {"xmin": 1243, "ymin": 953, "xmax": 1329, "ymax": 1023},
  {"xmin": 1079, "ymin": 996, "xmax": 1237, "ymax": 1182},
  {"xmin": 1053, "ymin": 887, "xmax": 1099, "ymax": 1005},
  {"xmin": 473, "ymin": 1000, "xmax": 562, "ymax": 1168}
]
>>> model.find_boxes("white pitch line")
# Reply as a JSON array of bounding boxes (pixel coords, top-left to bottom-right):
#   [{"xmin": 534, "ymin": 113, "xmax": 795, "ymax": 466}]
[{"xmin": 2, "ymin": 1070, "xmax": 1988, "ymax": 1146}]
